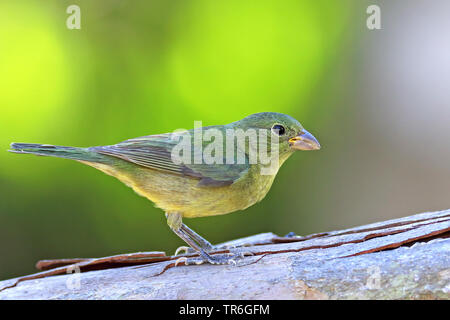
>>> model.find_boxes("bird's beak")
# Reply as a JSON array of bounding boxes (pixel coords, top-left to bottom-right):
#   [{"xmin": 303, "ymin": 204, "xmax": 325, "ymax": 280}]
[{"xmin": 289, "ymin": 130, "xmax": 321, "ymax": 151}]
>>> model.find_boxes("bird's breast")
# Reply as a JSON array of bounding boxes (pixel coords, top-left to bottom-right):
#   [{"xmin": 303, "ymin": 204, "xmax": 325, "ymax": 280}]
[
  {"xmin": 83, "ymin": 160, "xmax": 279, "ymax": 219},
  {"xmin": 180, "ymin": 165, "xmax": 278, "ymax": 218}
]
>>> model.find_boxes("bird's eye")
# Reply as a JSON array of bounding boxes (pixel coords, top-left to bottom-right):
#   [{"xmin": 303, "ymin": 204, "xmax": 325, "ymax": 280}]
[{"xmin": 271, "ymin": 124, "xmax": 286, "ymax": 136}]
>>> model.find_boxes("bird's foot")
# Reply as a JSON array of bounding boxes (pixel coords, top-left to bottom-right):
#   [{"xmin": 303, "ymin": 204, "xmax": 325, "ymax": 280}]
[
  {"xmin": 173, "ymin": 243, "xmax": 243, "ymax": 256},
  {"xmin": 175, "ymin": 247, "xmax": 254, "ymax": 266},
  {"xmin": 176, "ymin": 253, "xmax": 241, "ymax": 266},
  {"xmin": 173, "ymin": 246, "xmax": 195, "ymax": 256},
  {"xmin": 284, "ymin": 231, "xmax": 297, "ymax": 238}
]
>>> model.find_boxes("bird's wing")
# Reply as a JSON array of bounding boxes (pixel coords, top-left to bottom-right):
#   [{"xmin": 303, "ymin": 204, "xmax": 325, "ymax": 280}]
[{"xmin": 92, "ymin": 132, "xmax": 249, "ymax": 187}]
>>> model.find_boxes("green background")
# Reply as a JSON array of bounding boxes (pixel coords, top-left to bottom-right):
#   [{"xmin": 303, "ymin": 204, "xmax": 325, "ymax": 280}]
[{"xmin": 2, "ymin": 0, "xmax": 449, "ymax": 280}]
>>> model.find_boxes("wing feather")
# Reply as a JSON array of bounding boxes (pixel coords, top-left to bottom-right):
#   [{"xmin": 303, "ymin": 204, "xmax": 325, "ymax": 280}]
[{"xmin": 92, "ymin": 131, "xmax": 249, "ymax": 187}]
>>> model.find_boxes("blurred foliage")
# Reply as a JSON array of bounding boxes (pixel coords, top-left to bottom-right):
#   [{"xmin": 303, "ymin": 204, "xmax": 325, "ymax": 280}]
[{"xmin": 0, "ymin": 0, "xmax": 360, "ymax": 279}]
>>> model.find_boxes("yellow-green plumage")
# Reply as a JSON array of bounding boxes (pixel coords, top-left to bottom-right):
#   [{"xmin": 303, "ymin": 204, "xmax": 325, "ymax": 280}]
[
  {"xmin": 9, "ymin": 112, "xmax": 320, "ymax": 264},
  {"xmin": 83, "ymin": 158, "xmax": 282, "ymax": 218}
]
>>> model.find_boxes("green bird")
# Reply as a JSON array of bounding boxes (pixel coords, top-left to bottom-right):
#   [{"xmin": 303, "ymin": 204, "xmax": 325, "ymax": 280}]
[{"xmin": 9, "ymin": 112, "xmax": 320, "ymax": 265}]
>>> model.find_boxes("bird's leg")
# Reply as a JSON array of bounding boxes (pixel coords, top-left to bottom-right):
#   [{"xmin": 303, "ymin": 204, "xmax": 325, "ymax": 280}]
[
  {"xmin": 180, "ymin": 224, "xmax": 256, "ymax": 253},
  {"xmin": 166, "ymin": 212, "xmax": 250, "ymax": 265},
  {"xmin": 173, "ymin": 223, "xmax": 214, "ymax": 255},
  {"xmin": 180, "ymin": 223, "xmax": 214, "ymax": 251},
  {"xmin": 166, "ymin": 212, "xmax": 221, "ymax": 264},
  {"xmin": 180, "ymin": 224, "xmax": 249, "ymax": 252}
]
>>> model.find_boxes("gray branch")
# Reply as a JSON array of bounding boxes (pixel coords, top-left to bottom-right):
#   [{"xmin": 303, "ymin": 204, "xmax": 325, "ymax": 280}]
[{"xmin": 1, "ymin": 209, "xmax": 449, "ymax": 299}]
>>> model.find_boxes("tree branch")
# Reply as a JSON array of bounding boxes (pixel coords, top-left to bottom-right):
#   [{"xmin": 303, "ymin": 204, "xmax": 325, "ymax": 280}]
[{"xmin": 0, "ymin": 209, "xmax": 449, "ymax": 299}]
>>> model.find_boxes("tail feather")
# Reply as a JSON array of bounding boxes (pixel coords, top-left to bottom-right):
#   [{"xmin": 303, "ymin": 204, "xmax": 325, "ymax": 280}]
[{"xmin": 9, "ymin": 143, "xmax": 107, "ymax": 162}]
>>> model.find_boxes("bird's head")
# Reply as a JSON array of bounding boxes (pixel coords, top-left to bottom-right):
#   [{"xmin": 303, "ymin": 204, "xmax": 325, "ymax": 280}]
[{"xmin": 229, "ymin": 112, "xmax": 320, "ymax": 159}]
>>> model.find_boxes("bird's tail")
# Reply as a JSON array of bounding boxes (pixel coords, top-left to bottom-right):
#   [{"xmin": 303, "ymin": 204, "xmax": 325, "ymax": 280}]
[{"xmin": 9, "ymin": 143, "xmax": 107, "ymax": 163}]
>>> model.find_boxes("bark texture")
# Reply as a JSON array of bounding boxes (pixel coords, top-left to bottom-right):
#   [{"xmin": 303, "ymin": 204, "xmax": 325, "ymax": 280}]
[{"xmin": 0, "ymin": 209, "xmax": 449, "ymax": 299}]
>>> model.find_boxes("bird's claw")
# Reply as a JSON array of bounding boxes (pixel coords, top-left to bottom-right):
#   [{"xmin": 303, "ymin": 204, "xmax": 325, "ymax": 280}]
[
  {"xmin": 204, "ymin": 249, "xmax": 255, "ymax": 265},
  {"xmin": 181, "ymin": 254, "xmax": 237, "ymax": 266},
  {"xmin": 217, "ymin": 244, "xmax": 237, "ymax": 250},
  {"xmin": 174, "ymin": 256, "xmax": 204, "ymax": 266},
  {"xmin": 174, "ymin": 256, "xmax": 188, "ymax": 266},
  {"xmin": 174, "ymin": 246, "xmax": 194, "ymax": 256},
  {"xmin": 174, "ymin": 249, "xmax": 254, "ymax": 266},
  {"xmin": 215, "ymin": 242, "xmax": 254, "ymax": 250}
]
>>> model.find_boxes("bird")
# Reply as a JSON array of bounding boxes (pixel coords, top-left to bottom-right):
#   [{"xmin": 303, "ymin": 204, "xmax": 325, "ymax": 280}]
[{"xmin": 9, "ymin": 112, "xmax": 320, "ymax": 265}]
